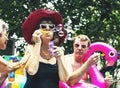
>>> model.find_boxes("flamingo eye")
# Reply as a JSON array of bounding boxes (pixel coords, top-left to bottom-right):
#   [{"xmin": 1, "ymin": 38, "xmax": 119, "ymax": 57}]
[{"xmin": 109, "ymin": 51, "xmax": 115, "ymax": 57}]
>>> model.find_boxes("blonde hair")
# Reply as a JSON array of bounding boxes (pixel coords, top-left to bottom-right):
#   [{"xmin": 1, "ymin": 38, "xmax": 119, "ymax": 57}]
[
  {"xmin": 0, "ymin": 19, "xmax": 9, "ymax": 33},
  {"xmin": 74, "ymin": 34, "xmax": 91, "ymax": 47}
]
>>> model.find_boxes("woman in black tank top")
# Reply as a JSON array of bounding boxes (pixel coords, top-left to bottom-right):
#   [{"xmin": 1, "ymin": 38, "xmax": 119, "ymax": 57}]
[
  {"xmin": 24, "ymin": 62, "xmax": 59, "ymax": 88},
  {"xmin": 21, "ymin": 8, "xmax": 66, "ymax": 88}
]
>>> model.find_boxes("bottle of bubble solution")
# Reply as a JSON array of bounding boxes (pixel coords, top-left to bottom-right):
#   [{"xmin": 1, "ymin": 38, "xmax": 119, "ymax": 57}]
[
  {"xmin": 8, "ymin": 56, "xmax": 17, "ymax": 82},
  {"xmin": 49, "ymin": 41, "xmax": 54, "ymax": 55}
]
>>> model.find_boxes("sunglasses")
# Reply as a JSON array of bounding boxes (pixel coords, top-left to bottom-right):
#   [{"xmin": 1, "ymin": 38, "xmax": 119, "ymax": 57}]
[
  {"xmin": 40, "ymin": 24, "xmax": 55, "ymax": 29},
  {"xmin": 74, "ymin": 44, "xmax": 87, "ymax": 48}
]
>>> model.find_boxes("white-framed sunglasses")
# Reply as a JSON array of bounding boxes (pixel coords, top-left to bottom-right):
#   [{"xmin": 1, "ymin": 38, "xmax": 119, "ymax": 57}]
[{"xmin": 40, "ymin": 24, "xmax": 55, "ymax": 29}]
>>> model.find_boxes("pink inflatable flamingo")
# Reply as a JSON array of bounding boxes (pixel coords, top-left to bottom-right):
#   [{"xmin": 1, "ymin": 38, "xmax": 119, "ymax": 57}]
[
  {"xmin": 84, "ymin": 42, "xmax": 118, "ymax": 88},
  {"xmin": 59, "ymin": 42, "xmax": 118, "ymax": 88},
  {"xmin": 85, "ymin": 42, "xmax": 118, "ymax": 66}
]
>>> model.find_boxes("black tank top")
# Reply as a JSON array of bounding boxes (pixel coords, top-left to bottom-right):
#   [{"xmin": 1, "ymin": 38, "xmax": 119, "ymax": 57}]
[{"xmin": 24, "ymin": 62, "xmax": 59, "ymax": 88}]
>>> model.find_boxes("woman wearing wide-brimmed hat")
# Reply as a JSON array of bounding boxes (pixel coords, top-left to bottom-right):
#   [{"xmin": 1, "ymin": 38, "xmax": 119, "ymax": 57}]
[{"xmin": 21, "ymin": 8, "xmax": 67, "ymax": 88}]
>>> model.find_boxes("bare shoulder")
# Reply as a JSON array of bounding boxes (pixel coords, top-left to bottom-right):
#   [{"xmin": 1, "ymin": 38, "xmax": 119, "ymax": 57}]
[
  {"xmin": 25, "ymin": 44, "xmax": 34, "ymax": 54},
  {"xmin": 65, "ymin": 54, "xmax": 73, "ymax": 58},
  {"xmin": 64, "ymin": 54, "xmax": 74, "ymax": 62},
  {"xmin": 26, "ymin": 44, "xmax": 34, "ymax": 48}
]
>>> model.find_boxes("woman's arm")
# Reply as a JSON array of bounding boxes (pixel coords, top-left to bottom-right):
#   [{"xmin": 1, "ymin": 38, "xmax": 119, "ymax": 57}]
[
  {"xmin": 24, "ymin": 30, "xmax": 42, "ymax": 75},
  {"xmin": 0, "ymin": 57, "xmax": 10, "ymax": 73},
  {"xmin": 54, "ymin": 47, "xmax": 72, "ymax": 82},
  {"xmin": 57, "ymin": 55, "xmax": 72, "ymax": 82},
  {"xmin": 0, "ymin": 56, "xmax": 10, "ymax": 68},
  {"xmin": 0, "ymin": 56, "xmax": 20, "ymax": 73},
  {"xmin": 24, "ymin": 44, "xmax": 40, "ymax": 75}
]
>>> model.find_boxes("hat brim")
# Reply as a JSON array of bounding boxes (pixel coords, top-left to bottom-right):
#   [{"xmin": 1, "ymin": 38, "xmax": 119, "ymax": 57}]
[{"xmin": 22, "ymin": 8, "xmax": 66, "ymax": 45}]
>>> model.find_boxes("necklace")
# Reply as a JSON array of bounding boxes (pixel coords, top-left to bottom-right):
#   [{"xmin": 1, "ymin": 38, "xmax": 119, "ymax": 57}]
[{"xmin": 40, "ymin": 50, "xmax": 52, "ymax": 60}]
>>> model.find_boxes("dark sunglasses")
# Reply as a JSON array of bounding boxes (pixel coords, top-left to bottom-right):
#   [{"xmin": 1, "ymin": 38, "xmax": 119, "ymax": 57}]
[
  {"xmin": 74, "ymin": 44, "xmax": 87, "ymax": 48},
  {"xmin": 40, "ymin": 24, "xmax": 55, "ymax": 29}
]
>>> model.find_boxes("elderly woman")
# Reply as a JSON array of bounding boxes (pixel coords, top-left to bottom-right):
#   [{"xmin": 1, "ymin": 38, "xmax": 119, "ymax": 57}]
[
  {"xmin": 21, "ymin": 8, "xmax": 66, "ymax": 88},
  {"xmin": 0, "ymin": 19, "xmax": 20, "ymax": 86}
]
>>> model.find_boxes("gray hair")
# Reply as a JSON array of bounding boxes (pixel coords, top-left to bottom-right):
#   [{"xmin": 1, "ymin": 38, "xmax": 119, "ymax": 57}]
[{"xmin": 0, "ymin": 19, "xmax": 9, "ymax": 33}]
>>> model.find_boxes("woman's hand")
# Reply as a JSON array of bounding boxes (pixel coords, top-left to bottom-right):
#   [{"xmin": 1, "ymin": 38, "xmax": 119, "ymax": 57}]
[
  {"xmin": 0, "ymin": 61, "xmax": 20, "ymax": 73},
  {"xmin": 7, "ymin": 62, "xmax": 21, "ymax": 72},
  {"xmin": 53, "ymin": 46, "xmax": 64, "ymax": 59},
  {"xmin": 32, "ymin": 30, "xmax": 42, "ymax": 44}
]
